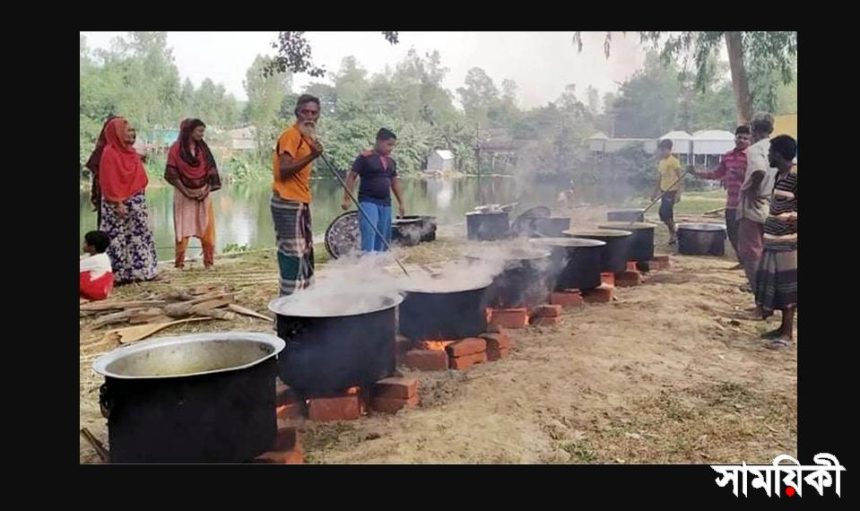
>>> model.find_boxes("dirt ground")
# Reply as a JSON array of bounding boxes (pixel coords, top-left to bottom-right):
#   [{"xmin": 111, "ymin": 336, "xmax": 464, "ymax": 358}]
[{"xmin": 79, "ymin": 205, "xmax": 796, "ymax": 464}]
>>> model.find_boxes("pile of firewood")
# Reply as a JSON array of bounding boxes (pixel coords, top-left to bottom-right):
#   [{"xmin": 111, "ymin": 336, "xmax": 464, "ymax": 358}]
[{"xmin": 80, "ymin": 284, "xmax": 272, "ymax": 329}]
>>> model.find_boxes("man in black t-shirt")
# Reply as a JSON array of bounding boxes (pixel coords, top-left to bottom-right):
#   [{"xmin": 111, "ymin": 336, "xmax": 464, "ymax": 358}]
[{"xmin": 342, "ymin": 128, "xmax": 406, "ymax": 252}]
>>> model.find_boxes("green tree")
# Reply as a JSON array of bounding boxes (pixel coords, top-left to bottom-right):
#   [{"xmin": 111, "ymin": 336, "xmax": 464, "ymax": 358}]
[
  {"xmin": 575, "ymin": 31, "xmax": 797, "ymax": 124},
  {"xmin": 457, "ymin": 67, "xmax": 500, "ymax": 127},
  {"xmin": 607, "ymin": 52, "xmax": 681, "ymax": 137},
  {"xmin": 244, "ymin": 55, "xmax": 292, "ymax": 156}
]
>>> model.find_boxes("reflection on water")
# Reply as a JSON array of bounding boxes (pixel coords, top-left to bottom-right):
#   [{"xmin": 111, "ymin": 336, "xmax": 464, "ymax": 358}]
[{"xmin": 80, "ymin": 176, "xmax": 609, "ymax": 260}]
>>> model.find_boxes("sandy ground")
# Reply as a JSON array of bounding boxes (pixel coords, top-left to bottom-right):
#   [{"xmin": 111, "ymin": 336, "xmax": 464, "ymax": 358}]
[{"xmin": 79, "ymin": 205, "xmax": 796, "ymax": 464}]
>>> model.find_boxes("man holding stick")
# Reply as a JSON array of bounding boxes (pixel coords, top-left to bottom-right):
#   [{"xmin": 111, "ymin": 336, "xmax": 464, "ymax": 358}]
[{"xmin": 271, "ymin": 94, "xmax": 324, "ymax": 296}]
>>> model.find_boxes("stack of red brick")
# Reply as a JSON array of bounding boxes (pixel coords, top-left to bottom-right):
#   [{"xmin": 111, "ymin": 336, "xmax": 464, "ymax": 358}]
[
  {"xmin": 530, "ymin": 304, "xmax": 563, "ymax": 326},
  {"xmin": 273, "ymin": 375, "xmax": 422, "ymax": 428},
  {"xmin": 402, "ymin": 329, "xmax": 513, "ymax": 372},
  {"xmin": 552, "ymin": 286, "xmax": 615, "ymax": 305}
]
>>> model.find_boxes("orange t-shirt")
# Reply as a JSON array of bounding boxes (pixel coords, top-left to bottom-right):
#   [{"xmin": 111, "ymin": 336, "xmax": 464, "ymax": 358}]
[{"xmin": 272, "ymin": 124, "xmax": 313, "ymax": 203}]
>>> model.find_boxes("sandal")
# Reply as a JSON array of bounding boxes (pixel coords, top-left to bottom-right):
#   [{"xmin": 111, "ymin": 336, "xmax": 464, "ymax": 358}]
[
  {"xmin": 761, "ymin": 329, "xmax": 784, "ymax": 339},
  {"xmin": 765, "ymin": 338, "xmax": 792, "ymax": 350}
]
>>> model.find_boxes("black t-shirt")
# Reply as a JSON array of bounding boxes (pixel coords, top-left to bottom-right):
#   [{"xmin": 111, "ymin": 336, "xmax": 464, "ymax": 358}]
[{"xmin": 352, "ymin": 151, "xmax": 397, "ymax": 206}]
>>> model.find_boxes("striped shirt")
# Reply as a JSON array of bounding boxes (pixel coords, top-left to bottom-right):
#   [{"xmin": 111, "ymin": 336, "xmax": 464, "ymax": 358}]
[
  {"xmin": 698, "ymin": 147, "xmax": 747, "ymax": 209},
  {"xmin": 763, "ymin": 165, "xmax": 797, "ymax": 248}
]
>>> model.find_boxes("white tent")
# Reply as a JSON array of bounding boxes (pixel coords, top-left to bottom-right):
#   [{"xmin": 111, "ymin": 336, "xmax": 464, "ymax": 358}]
[
  {"xmin": 692, "ymin": 130, "xmax": 735, "ymax": 156},
  {"xmin": 656, "ymin": 130, "xmax": 693, "ymax": 155}
]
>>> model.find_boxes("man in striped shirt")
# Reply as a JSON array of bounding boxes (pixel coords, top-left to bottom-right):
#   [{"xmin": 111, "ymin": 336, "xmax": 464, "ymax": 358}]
[
  {"xmin": 694, "ymin": 125, "xmax": 751, "ymax": 267},
  {"xmin": 755, "ymin": 135, "xmax": 797, "ymax": 349}
]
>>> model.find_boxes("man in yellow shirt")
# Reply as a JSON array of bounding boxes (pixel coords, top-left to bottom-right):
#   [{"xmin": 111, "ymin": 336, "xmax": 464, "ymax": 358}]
[
  {"xmin": 271, "ymin": 94, "xmax": 324, "ymax": 296},
  {"xmin": 652, "ymin": 138, "xmax": 683, "ymax": 245}
]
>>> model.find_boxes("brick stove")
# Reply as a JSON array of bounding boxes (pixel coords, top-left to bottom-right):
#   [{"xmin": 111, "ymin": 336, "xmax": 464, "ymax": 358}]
[{"xmin": 400, "ymin": 329, "xmax": 514, "ymax": 372}]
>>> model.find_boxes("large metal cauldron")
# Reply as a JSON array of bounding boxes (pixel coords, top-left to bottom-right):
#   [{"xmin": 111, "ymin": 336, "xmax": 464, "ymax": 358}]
[
  {"xmin": 392, "ymin": 215, "xmax": 439, "ymax": 245},
  {"xmin": 677, "ymin": 223, "xmax": 727, "ymax": 256},
  {"xmin": 92, "ymin": 332, "xmax": 285, "ymax": 463},
  {"xmin": 534, "ymin": 237, "xmax": 606, "ymax": 291},
  {"xmin": 564, "ymin": 228, "xmax": 633, "ymax": 273},
  {"xmin": 465, "ymin": 247, "xmax": 552, "ymax": 308},
  {"xmin": 399, "ymin": 279, "xmax": 492, "ymax": 341},
  {"xmin": 466, "ymin": 211, "xmax": 510, "ymax": 241},
  {"xmin": 598, "ymin": 222, "xmax": 657, "ymax": 262},
  {"xmin": 607, "ymin": 209, "xmax": 645, "ymax": 222},
  {"xmin": 269, "ymin": 292, "xmax": 403, "ymax": 395},
  {"xmin": 392, "ymin": 217, "xmax": 423, "ymax": 247}
]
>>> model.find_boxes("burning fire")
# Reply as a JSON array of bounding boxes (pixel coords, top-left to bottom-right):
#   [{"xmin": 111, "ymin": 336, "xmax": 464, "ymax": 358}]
[{"xmin": 418, "ymin": 340, "xmax": 454, "ymax": 351}]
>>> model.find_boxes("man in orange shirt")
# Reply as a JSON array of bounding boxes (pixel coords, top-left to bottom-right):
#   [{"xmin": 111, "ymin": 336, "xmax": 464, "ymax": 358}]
[{"xmin": 271, "ymin": 94, "xmax": 324, "ymax": 296}]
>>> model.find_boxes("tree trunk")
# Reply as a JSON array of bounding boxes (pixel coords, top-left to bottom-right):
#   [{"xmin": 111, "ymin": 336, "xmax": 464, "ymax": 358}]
[{"xmin": 725, "ymin": 32, "xmax": 753, "ymax": 125}]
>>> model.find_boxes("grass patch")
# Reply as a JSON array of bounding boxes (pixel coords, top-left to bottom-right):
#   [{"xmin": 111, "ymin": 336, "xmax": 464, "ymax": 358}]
[{"xmin": 560, "ymin": 441, "xmax": 598, "ymax": 462}]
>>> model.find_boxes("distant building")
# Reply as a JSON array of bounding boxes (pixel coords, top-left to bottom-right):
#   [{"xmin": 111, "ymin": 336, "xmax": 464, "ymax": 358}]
[
  {"xmin": 225, "ymin": 126, "xmax": 256, "ymax": 151},
  {"xmin": 692, "ymin": 130, "xmax": 735, "ymax": 167},
  {"xmin": 426, "ymin": 149, "xmax": 455, "ymax": 173}
]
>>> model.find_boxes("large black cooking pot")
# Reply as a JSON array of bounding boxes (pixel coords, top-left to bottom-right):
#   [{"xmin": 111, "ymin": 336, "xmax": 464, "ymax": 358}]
[
  {"xmin": 465, "ymin": 247, "xmax": 552, "ymax": 308},
  {"xmin": 92, "ymin": 332, "xmax": 285, "ymax": 463},
  {"xmin": 466, "ymin": 211, "xmax": 510, "ymax": 241},
  {"xmin": 598, "ymin": 222, "xmax": 657, "ymax": 262},
  {"xmin": 399, "ymin": 279, "xmax": 492, "ymax": 341},
  {"xmin": 269, "ymin": 292, "xmax": 403, "ymax": 395},
  {"xmin": 564, "ymin": 228, "xmax": 633, "ymax": 273},
  {"xmin": 392, "ymin": 217, "xmax": 423, "ymax": 247},
  {"xmin": 607, "ymin": 209, "xmax": 645, "ymax": 222},
  {"xmin": 393, "ymin": 215, "xmax": 439, "ymax": 245},
  {"xmin": 413, "ymin": 215, "xmax": 438, "ymax": 242},
  {"xmin": 533, "ymin": 237, "xmax": 606, "ymax": 291},
  {"xmin": 677, "ymin": 223, "xmax": 727, "ymax": 256}
]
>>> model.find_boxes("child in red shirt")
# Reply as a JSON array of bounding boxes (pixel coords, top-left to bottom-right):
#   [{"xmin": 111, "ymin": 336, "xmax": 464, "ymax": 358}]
[{"xmin": 80, "ymin": 231, "xmax": 114, "ymax": 301}]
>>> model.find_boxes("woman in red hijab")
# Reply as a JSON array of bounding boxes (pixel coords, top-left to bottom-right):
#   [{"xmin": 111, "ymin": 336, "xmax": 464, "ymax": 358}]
[
  {"xmin": 164, "ymin": 118, "xmax": 221, "ymax": 269},
  {"xmin": 98, "ymin": 117, "xmax": 158, "ymax": 284}
]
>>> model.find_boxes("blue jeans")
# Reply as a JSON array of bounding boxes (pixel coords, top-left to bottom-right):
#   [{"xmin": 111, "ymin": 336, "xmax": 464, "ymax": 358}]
[{"xmin": 358, "ymin": 201, "xmax": 392, "ymax": 252}]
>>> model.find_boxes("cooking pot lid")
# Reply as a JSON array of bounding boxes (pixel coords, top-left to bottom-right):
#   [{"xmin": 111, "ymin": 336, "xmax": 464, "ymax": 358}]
[
  {"xmin": 393, "ymin": 217, "xmax": 423, "ymax": 225},
  {"xmin": 400, "ymin": 274, "xmax": 493, "ymax": 293},
  {"xmin": 92, "ymin": 332, "xmax": 286, "ymax": 380},
  {"xmin": 564, "ymin": 228, "xmax": 633, "ymax": 238},
  {"xmin": 533, "ymin": 237, "xmax": 606, "ymax": 248},
  {"xmin": 608, "ymin": 208, "xmax": 645, "ymax": 214},
  {"xmin": 677, "ymin": 223, "xmax": 727, "ymax": 232},
  {"xmin": 516, "ymin": 206, "xmax": 551, "ymax": 220},
  {"xmin": 324, "ymin": 211, "xmax": 360, "ymax": 259},
  {"xmin": 463, "ymin": 246, "xmax": 551, "ymax": 261},
  {"xmin": 466, "ymin": 210, "xmax": 509, "ymax": 217},
  {"xmin": 599, "ymin": 221, "xmax": 658, "ymax": 231},
  {"xmin": 268, "ymin": 291, "xmax": 403, "ymax": 318}
]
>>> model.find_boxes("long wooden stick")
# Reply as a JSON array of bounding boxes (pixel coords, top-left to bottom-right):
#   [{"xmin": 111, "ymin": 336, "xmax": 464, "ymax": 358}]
[
  {"xmin": 80, "ymin": 300, "xmax": 166, "ymax": 312},
  {"xmin": 80, "ymin": 428, "xmax": 110, "ymax": 463},
  {"xmin": 227, "ymin": 303, "xmax": 274, "ymax": 321},
  {"xmin": 314, "ymin": 149, "xmax": 411, "ymax": 278},
  {"xmin": 629, "ymin": 167, "xmax": 693, "ymax": 226}
]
